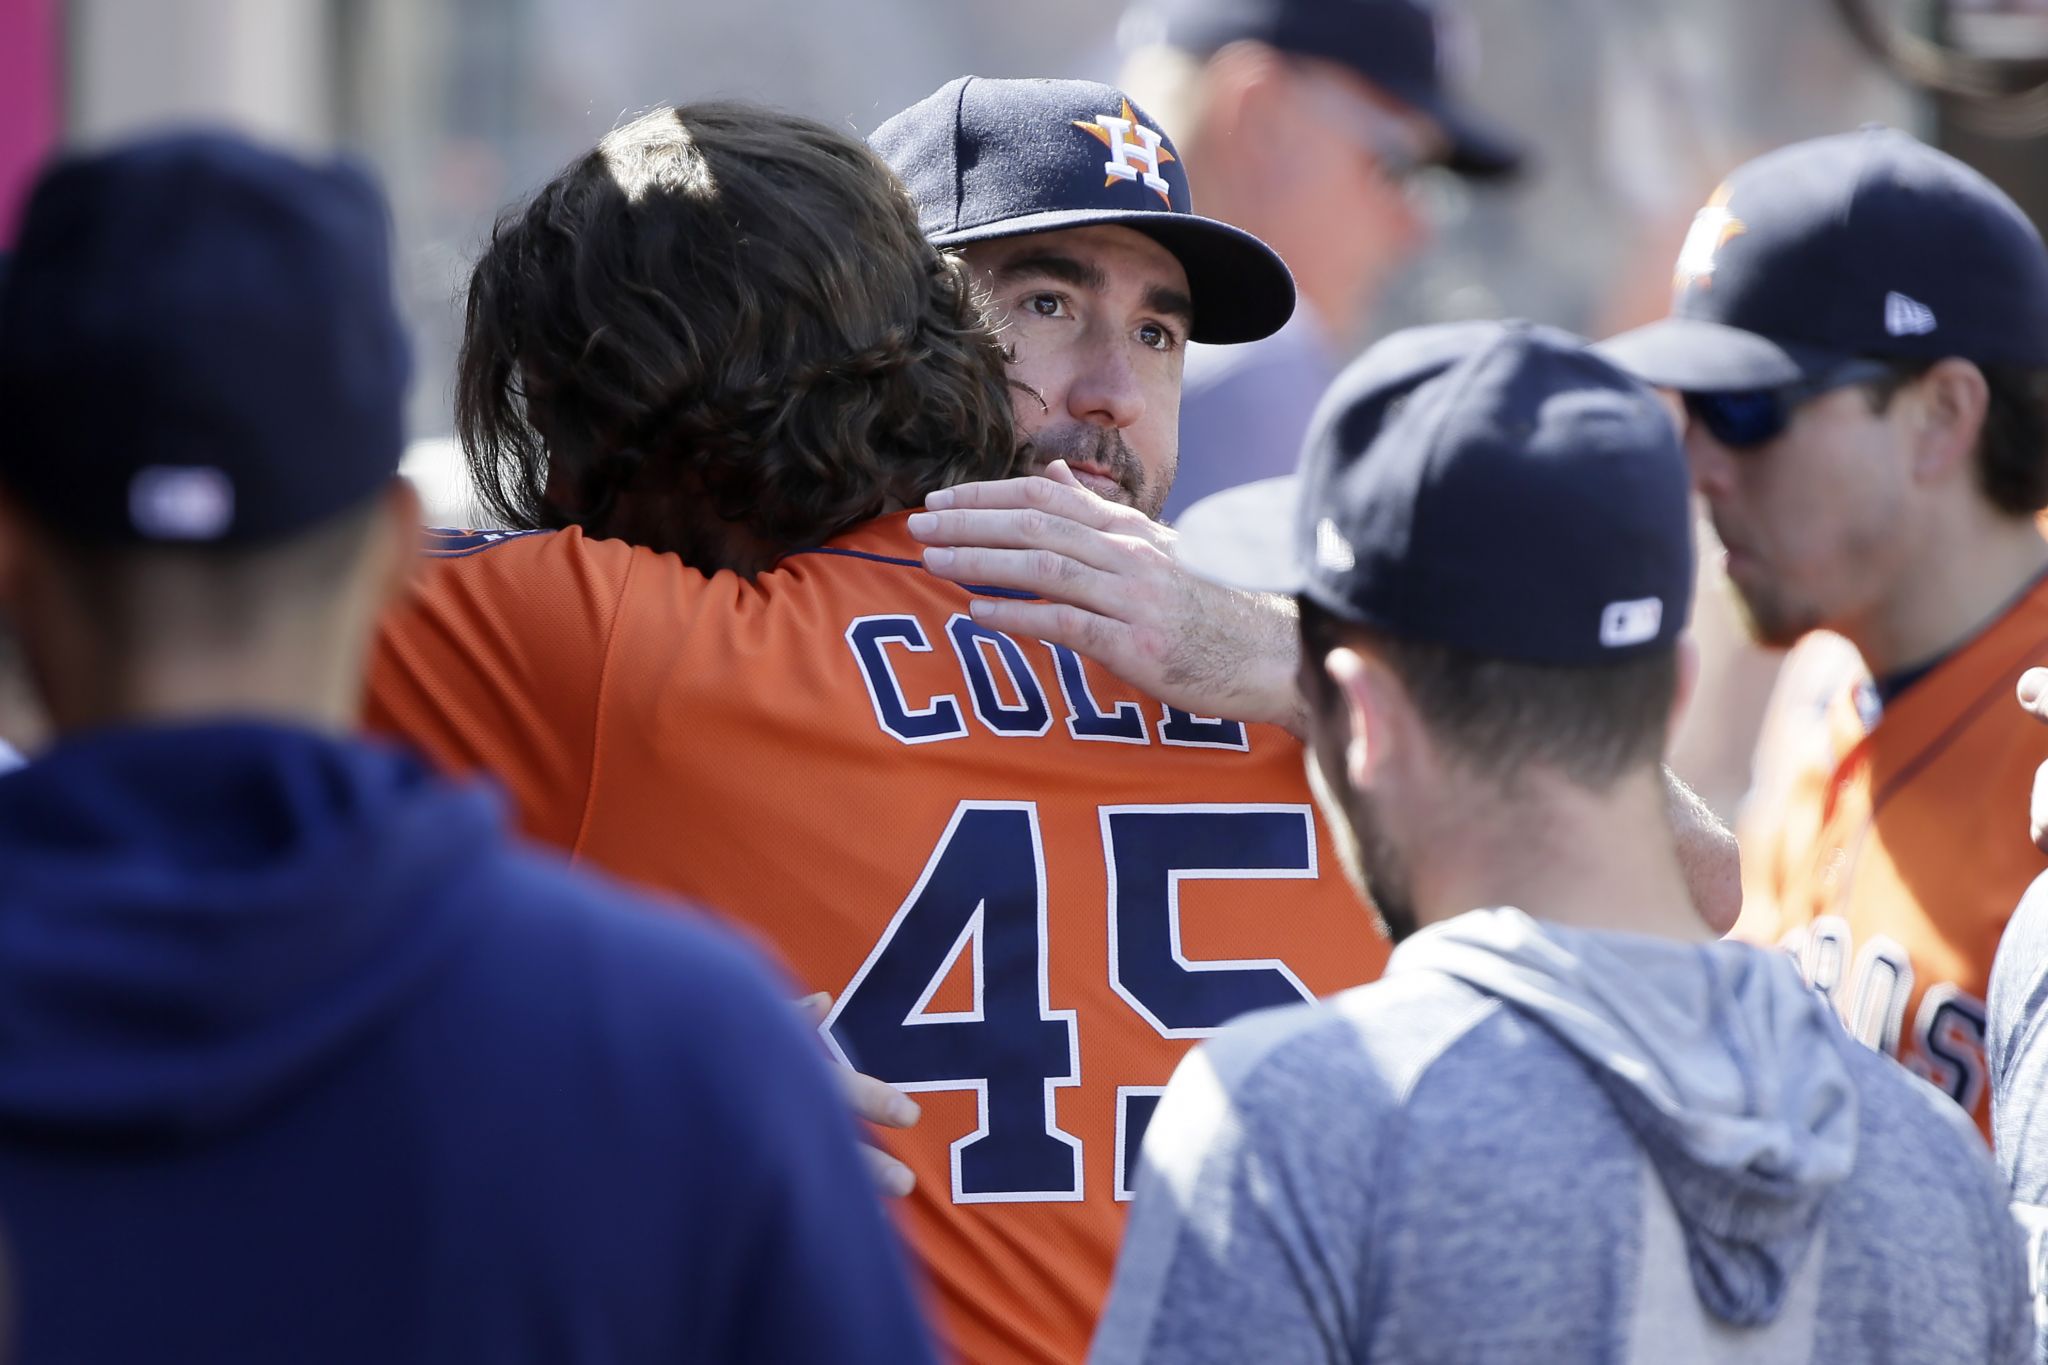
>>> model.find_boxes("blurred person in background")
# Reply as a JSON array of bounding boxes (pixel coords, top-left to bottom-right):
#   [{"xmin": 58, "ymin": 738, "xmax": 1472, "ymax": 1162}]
[
  {"xmin": 1602, "ymin": 126, "xmax": 2048, "ymax": 1142},
  {"xmin": 1115, "ymin": 0, "xmax": 1523, "ymax": 520},
  {"xmin": 0, "ymin": 130, "xmax": 933, "ymax": 1365},
  {"xmin": 1095, "ymin": 319, "xmax": 2030, "ymax": 1365}
]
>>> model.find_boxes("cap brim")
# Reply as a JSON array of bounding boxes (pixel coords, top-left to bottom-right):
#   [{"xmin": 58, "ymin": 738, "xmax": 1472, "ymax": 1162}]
[
  {"xmin": 1172, "ymin": 475, "xmax": 1306, "ymax": 592},
  {"xmin": 1595, "ymin": 317, "xmax": 1853, "ymax": 391},
  {"xmin": 932, "ymin": 208, "xmax": 1295, "ymax": 345},
  {"xmin": 1413, "ymin": 94, "xmax": 1525, "ymax": 180}
]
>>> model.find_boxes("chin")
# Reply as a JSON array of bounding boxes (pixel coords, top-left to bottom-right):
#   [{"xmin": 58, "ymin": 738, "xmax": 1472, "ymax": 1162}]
[{"xmin": 1730, "ymin": 584, "xmax": 1821, "ymax": 650}]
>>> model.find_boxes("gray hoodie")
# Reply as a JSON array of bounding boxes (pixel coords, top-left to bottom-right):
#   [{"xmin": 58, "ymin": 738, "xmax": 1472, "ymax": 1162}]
[{"xmin": 1092, "ymin": 907, "xmax": 2029, "ymax": 1363}]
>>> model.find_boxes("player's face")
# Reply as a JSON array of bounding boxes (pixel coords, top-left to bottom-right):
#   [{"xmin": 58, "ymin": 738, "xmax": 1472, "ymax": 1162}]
[
  {"xmin": 959, "ymin": 226, "xmax": 1190, "ymax": 521},
  {"xmin": 1685, "ymin": 384, "xmax": 1913, "ymax": 648}
]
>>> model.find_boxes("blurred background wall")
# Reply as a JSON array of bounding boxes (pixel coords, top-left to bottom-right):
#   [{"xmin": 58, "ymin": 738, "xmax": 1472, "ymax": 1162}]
[{"xmin": 27, "ymin": 0, "xmax": 1960, "ymax": 446}]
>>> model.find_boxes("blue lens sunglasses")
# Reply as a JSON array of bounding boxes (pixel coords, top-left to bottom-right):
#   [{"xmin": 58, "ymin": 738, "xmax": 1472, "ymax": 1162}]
[{"xmin": 1682, "ymin": 359, "xmax": 1899, "ymax": 449}]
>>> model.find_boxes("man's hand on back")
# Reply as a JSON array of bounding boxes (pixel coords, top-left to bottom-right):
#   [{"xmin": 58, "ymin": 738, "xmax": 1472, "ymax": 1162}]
[
  {"xmin": 907, "ymin": 464, "xmax": 1308, "ymax": 736},
  {"xmin": 798, "ymin": 993, "xmax": 920, "ymax": 1198}
]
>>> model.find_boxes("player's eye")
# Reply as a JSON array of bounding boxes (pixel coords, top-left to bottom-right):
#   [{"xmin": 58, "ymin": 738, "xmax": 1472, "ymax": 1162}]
[
  {"xmin": 1136, "ymin": 321, "xmax": 1180, "ymax": 353},
  {"xmin": 1024, "ymin": 292, "xmax": 1069, "ymax": 319}
]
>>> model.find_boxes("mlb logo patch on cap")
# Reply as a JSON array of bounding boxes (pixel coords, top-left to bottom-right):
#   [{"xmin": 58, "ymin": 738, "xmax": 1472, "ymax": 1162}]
[{"xmin": 129, "ymin": 466, "xmax": 236, "ymax": 541}]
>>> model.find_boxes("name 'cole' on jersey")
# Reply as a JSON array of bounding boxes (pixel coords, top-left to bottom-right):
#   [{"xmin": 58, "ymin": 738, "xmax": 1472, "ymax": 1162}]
[{"xmin": 364, "ymin": 512, "xmax": 1388, "ymax": 1365}]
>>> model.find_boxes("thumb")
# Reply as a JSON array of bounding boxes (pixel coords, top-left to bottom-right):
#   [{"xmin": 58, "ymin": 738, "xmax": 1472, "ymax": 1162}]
[
  {"xmin": 2021, "ymin": 667, "xmax": 2048, "ymax": 717},
  {"xmin": 1042, "ymin": 459, "xmax": 1085, "ymax": 489}
]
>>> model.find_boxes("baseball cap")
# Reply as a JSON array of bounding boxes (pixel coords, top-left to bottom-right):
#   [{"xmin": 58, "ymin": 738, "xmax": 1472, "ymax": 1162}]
[
  {"xmin": 0, "ymin": 131, "xmax": 411, "ymax": 545},
  {"xmin": 1124, "ymin": 0, "xmax": 1522, "ymax": 178},
  {"xmin": 871, "ymin": 76, "xmax": 1294, "ymax": 344},
  {"xmin": 1178, "ymin": 320, "xmax": 1693, "ymax": 666},
  {"xmin": 1599, "ymin": 126, "xmax": 2048, "ymax": 392}
]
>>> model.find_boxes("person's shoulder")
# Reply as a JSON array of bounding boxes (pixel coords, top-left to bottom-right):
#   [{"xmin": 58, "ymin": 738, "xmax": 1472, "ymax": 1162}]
[
  {"xmin": 1992, "ymin": 872, "xmax": 2048, "ymax": 1104},
  {"xmin": 1834, "ymin": 1023, "xmax": 1999, "ymax": 1184},
  {"xmin": 1185, "ymin": 973, "xmax": 1503, "ymax": 1128}
]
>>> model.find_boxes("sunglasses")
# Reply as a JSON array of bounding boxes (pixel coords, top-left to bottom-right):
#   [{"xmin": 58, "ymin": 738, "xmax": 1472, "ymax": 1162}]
[{"xmin": 1681, "ymin": 360, "xmax": 1898, "ymax": 449}]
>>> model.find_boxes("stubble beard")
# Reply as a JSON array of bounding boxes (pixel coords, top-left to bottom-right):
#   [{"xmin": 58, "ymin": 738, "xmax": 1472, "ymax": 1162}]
[{"xmin": 1019, "ymin": 422, "xmax": 1167, "ymax": 521}]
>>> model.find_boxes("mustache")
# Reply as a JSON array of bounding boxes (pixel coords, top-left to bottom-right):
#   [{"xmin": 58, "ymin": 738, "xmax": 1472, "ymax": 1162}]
[{"xmin": 1017, "ymin": 423, "xmax": 1141, "ymax": 488}]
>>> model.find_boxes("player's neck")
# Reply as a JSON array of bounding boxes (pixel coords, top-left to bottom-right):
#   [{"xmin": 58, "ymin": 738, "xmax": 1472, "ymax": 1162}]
[
  {"xmin": 1408, "ymin": 767, "xmax": 1710, "ymax": 944},
  {"xmin": 1843, "ymin": 509, "xmax": 2048, "ymax": 678},
  {"xmin": 34, "ymin": 635, "xmax": 368, "ymax": 738}
]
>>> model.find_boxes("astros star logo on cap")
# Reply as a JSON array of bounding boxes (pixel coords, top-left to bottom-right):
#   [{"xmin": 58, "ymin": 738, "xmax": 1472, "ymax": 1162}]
[
  {"xmin": 1673, "ymin": 184, "xmax": 1745, "ymax": 293},
  {"xmin": 1073, "ymin": 98, "xmax": 1176, "ymax": 207}
]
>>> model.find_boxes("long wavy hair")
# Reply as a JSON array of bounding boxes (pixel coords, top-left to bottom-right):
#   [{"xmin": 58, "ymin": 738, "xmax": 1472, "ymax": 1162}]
[{"xmin": 456, "ymin": 102, "xmax": 1024, "ymax": 564}]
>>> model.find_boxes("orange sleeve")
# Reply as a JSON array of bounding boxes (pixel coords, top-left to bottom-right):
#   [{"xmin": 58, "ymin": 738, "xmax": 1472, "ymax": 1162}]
[{"xmin": 364, "ymin": 529, "xmax": 636, "ymax": 853}]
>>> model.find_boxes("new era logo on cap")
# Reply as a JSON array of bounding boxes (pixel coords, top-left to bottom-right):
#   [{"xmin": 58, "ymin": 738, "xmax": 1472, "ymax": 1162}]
[
  {"xmin": 1315, "ymin": 517, "xmax": 1356, "ymax": 573},
  {"xmin": 1885, "ymin": 291, "xmax": 1937, "ymax": 337}
]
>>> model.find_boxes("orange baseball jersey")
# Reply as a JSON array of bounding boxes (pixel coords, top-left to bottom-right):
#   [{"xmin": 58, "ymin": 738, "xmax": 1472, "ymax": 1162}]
[
  {"xmin": 1734, "ymin": 569, "xmax": 2048, "ymax": 1140},
  {"xmin": 364, "ymin": 513, "xmax": 1388, "ymax": 1364}
]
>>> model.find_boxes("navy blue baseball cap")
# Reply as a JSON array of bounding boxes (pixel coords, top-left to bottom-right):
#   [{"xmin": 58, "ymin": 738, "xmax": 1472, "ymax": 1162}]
[
  {"xmin": 1125, "ymin": 0, "xmax": 1522, "ymax": 178},
  {"xmin": 1179, "ymin": 321, "xmax": 1693, "ymax": 666},
  {"xmin": 871, "ymin": 76, "xmax": 1295, "ymax": 344},
  {"xmin": 0, "ymin": 131, "xmax": 411, "ymax": 545},
  {"xmin": 1600, "ymin": 126, "xmax": 2048, "ymax": 392}
]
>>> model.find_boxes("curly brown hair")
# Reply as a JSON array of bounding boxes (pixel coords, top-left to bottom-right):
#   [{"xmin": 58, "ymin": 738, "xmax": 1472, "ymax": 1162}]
[{"xmin": 457, "ymin": 102, "xmax": 1024, "ymax": 566}]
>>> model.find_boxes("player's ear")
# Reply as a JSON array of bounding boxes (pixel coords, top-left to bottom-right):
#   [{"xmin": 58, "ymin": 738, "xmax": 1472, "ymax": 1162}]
[
  {"xmin": 1907, "ymin": 358, "xmax": 1988, "ymax": 487},
  {"xmin": 1322, "ymin": 643, "xmax": 1407, "ymax": 796}
]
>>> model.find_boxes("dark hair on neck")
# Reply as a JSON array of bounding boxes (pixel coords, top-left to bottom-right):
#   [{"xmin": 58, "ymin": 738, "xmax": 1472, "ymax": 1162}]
[
  {"xmin": 456, "ymin": 102, "xmax": 1025, "ymax": 565},
  {"xmin": 1296, "ymin": 597, "xmax": 1678, "ymax": 792}
]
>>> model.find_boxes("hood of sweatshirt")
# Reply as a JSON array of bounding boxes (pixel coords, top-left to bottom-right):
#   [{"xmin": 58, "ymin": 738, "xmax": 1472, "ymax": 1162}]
[
  {"xmin": 0, "ymin": 722, "xmax": 500, "ymax": 1141},
  {"xmin": 1390, "ymin": 906, "xmax": 1857, "ymax": 1329}
]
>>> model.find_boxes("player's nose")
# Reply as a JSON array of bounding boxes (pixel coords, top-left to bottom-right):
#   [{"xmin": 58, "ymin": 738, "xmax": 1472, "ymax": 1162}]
[{"xmin": 1066, "ymin": 335, "xmax": 1146, "ymax": 430}]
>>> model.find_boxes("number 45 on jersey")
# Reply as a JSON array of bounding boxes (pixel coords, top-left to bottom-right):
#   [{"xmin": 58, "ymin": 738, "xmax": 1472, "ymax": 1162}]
[{"xmin": 822, "ymin": 799, "xmax": 1322, "ymax": 1204}]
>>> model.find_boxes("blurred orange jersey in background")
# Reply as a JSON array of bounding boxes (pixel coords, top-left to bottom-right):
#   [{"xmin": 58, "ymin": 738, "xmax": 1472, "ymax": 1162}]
[
  {"xmin": 1735, "ymin": 573, "xmax": 2048, "ymax": 1141},
  {"xmin": 365, "ymin": 513, "xmax": 1387, "ymax": 1364}
]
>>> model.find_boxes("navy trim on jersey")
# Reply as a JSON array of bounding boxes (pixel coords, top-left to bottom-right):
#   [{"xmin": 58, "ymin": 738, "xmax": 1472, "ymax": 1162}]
[
  {"xmin": 790, "ymin": 546, "xmax": 1040, "ymax": 601},
  {"xmin": 423, "ymin": 527, "xmax": 552, "ymax": 559}
]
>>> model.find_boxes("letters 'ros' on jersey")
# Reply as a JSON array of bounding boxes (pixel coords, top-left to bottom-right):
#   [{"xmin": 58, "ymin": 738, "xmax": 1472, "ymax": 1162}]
[{"xmin": 365, "ymin": 513, "xmax": 1388, "ymax": 1365}]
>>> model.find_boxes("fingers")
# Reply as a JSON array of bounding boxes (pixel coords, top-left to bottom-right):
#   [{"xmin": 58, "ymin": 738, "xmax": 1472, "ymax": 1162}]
[
  {"xmin": 1041, "ymin": 458, "xmax": 1086, "ymax": 490},
  {"xmin": 862, "ymin": 1142, "xmax": 917, "ymax": 1199},
  {"xmin": 908, "ymin": 502, "xmax": 1158, "ymax": 572},
  {"xmin": 923, "ymin": 468, "xmax": 1145, "ymax": 535},
  {"xmin": 837, "ymin": 1064, "xmax": 922, "ymax": 1129},
  {"xmin": 2033, "ymin": 760, "xmax": 2048, "ymax": 854},
  {"xmin": 919, "ymin": 545, "xmax": 1139, "ymax": 618},
  {"xmin": 952, "ymin": 597, "xmax": 1128, "ymax": 663},
  {"xmin": 799, "ymin": 991, "xmax": 922, "ymax": 1128},
  {"xmin": 2021, "ymin": 667, "xmax": 2048, "ymax": 721}
]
